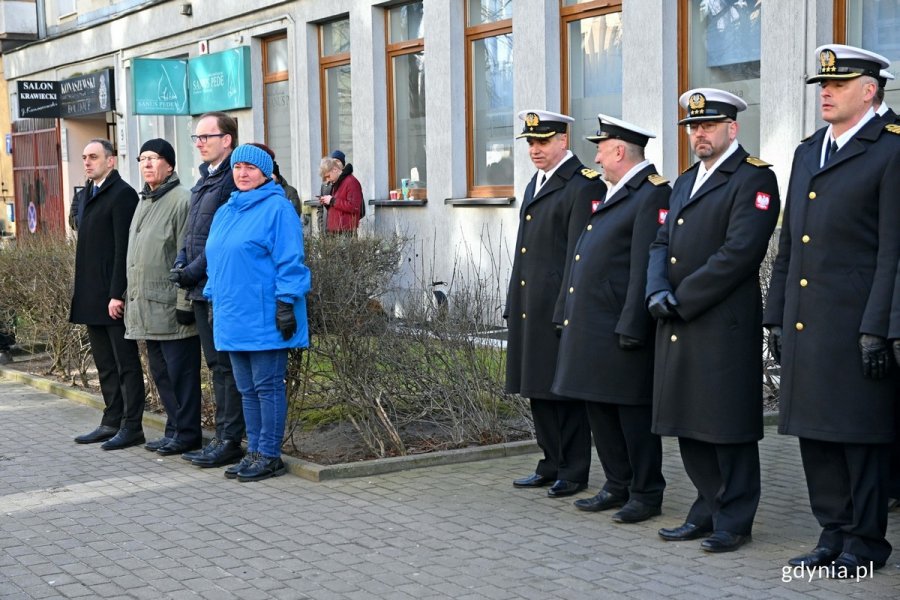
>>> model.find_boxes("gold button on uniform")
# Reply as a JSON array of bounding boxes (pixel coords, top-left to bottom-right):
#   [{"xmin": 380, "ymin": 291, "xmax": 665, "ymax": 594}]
[
  {"xmin": 569, "ymin": 287, "xmax": 574, "ymax": 294},
  {"xmin": 564, "ymin": 319, "xmax": 569, "ymax": 326},
  {"xmin": 520, "ymin": 280, "xmax": 526, "ymax": 287},
  {"xmin": 800, "ymin": 278, "xmax": 808, "ymax": 287},
  {"xmin": 670, "ymin": 257, "xmax": 677, "ymax": 264},
  {"xmin": 808, "ymin": 192, "xmax": 816, "ymax": 199},
  {"xmin": 525, "ymin": 214, "xmax": 532, "ymax": 221},
  {"xmin": 677, "ymin": 218, "xmax": 684, "ymax": 225},
  {"xmin": 795, "ymin": 322, "xmax": 804, "ymax": 331},
  {"xmin": 575, "ymin": 254, "xmax": 581, "ymax": 261},
  {"xmin": 802, "ymin": 235, "xmax": 810, "ymax": 243},
  {"xmin": 522, "ymin": 313, "xmax": 526, "ymax": 319},
  {"xmin": 521, "ymin": 247, "xmax": 527, "ymax": 254},
  {"xmin": 586, "ymin": 224, "xmax": 593, "ymax": 231},
  {"xmin": 670, "ymin": 335, "xmax": 678, "ymax": 342}
]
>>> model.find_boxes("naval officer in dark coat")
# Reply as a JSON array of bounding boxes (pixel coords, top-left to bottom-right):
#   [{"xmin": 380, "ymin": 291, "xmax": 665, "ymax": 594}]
[
  {"xmin": 646, "ymin": 88, "xmax": 780, "ymax": 553},
  {"xmin": 766, "ymin": 45, "xmax": 900, "ymax": 575},
  {"xmin": 552, "ymin": 114, "xmax": 669, "ymax": 523},
  {"xmin": 505, "ymin": 110, "xmax": 606, "ymax": 498}
]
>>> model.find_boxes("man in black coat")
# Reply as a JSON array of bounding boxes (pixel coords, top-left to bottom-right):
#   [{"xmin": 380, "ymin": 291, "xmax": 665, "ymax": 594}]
[
  {"xmin": 646, "ymin": 88, "xmax": 780, "ymax": 553},
  {"xmin": 765, "ymin": 45, "xmax": 900, "ymax": 575},
  {"xmin": 506, "ymin": 110, "xmax": 605, "ymax": 498},
  {"xmin": 553, "ymin": 114, "xmax": 669, "ymax": 523},
  {"xmin": 168, "ymin": 111, "xmax": 246, "ymax": 467},
  {"xmin": 70, "ymin": 139, "xmax": 146, "ymax": 450}
]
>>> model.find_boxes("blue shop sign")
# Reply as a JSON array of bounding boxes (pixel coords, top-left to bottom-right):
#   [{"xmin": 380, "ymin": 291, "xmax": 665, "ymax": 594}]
[
  {"xmin": 188, "ymin": 47, "xmax": 252, "ymax": 114},
  {"xmin": 132, "ymin": 58, "xmax": 189, "ymax": 115}
]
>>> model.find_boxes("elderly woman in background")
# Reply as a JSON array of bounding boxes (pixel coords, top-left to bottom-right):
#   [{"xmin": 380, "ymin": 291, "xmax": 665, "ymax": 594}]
[
  {"xmin": 318, "ymin": 156, "xmax": 363, "ymax": 234},
  {"xmin": 124, "ymin": 139, "xmax": 203, "ymax": 456},
  {"xmin": 204, "ymin": 144, "xmax": 311, "ymax": 482}
]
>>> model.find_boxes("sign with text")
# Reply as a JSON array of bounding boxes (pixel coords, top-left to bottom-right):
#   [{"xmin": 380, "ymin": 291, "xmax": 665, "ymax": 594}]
[
  {"xmin": 188, "ymin": 47, "xmax": 252, "ymax": 114},
  {"xmin": 17, "ymin": 80, "xmax": 61, "ymax": 118},
  {"xmin": 132, "ymin": 58, "xmax": 189, "ymax": 115},
  {"xmin": 59, "ymin": 69, "xmax": 115, "ymax": 117}
]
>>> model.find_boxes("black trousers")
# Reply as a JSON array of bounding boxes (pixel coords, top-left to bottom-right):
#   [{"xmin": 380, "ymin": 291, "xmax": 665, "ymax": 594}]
[
  {"xmin": 193, "ymin": 301, "xmax": 245, "ymax": 441},
  {"xmin": 86, "ymin": 324, "xmax": 145, "ymax": 430},
  {"xmin": 146, "ymin": 337, "xmax": 202, "ymax": 445},
  {"xmin": 799, "ymin": 437, "xmax": 892, "ymax": 565},
  {"xmin": 678, "ymin": 437, "xmax": 760, "ymax": 535},
  {"xmin": 586, "ymin": 402, "xmax": 665, "ymax": 506},
  {"xmin": 888, "ymin": 399, "xmax": 900, "ymax": 499},
  {"xmin": 530, "ymin": 397, "xmax": 591, "ymax": 483}
]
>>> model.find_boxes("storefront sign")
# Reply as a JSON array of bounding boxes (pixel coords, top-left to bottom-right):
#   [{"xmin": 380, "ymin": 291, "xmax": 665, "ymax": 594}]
[
  {"xmin": 17, "ymin": 81, "xmax": 61, "ymax": 118},
  {"xmin": 132, "ymin": 58, "xmax": 189, "ymax": 115},
  {"xmin": 60, "ymin": 69, "xmax": 115, "ymax": 117},
  {"xmin": 188, "ymin": 47, "xmax": 252, "ymax": 114}
]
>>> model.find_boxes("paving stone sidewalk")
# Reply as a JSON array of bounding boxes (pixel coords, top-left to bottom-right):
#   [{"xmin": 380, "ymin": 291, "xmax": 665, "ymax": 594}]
[{"xmin": 1, "ymin": 379, "xmax": 899, "ymax": 599}]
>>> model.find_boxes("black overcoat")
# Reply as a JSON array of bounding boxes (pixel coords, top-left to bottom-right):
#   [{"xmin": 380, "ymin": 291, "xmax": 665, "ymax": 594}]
[
  {"xmin": 552, "ymin": 164, "xmax": 670, "ymax": 404},
  {"xmin": 504, "ymin": 155, "xmax": 605, "ymax": 398},
  {"xmin": 69, "ymin": 169, "xmax": 139, "ymax": 325},
  {"xmin": 765, "ymin": 119, "xmax": 900, "ymax": 444},
  {"xmin": 646, "ymin": 146, "xmax": 780, "ymax": 443}
]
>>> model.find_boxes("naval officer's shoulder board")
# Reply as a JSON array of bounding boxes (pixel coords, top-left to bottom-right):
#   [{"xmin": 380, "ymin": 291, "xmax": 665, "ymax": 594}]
[
  {"xmin": 647, "ymin": 174, "xmax": 669, "ymax": 187},
  {"xmin": 580, "ymin": 167, "xmax": 602, "ymax": 180},
  {"xmin": 745, "ymin": 156, "xmax": 772, "ymax": 168},
  {"xmin": 885, "ymin": 123, "xmax": 900, "ymax": 135}
]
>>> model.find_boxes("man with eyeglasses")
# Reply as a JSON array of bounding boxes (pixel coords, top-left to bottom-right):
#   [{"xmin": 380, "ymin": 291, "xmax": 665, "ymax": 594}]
[
  {"xmin": 646, "ymin": 88, "xmax": 780, "ymax": 553},
  {"xmin": 167, "ymin": 112, "xmax": 246, "ymax": 469},
  {"xmin": 766, "ymin": 45, "xmax": 900, "ymax": 576}
]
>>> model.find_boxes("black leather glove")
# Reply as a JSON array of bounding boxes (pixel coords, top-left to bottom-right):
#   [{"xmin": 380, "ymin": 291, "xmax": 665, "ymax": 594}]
[
  {"xmin": 894, "ymin": 339, "xmax": 900, "ymax": 368},
  {"xmin": 168, "ymin": 268, "xmax": 186, "ymax": 288},
  {"xmin": 175, "ymin": 309, "xmax": 195, "ymax": 325},
  {"xmin": 768, "ymin": 326, "xmax": 783, "ymax": 365},
  {"xmin": 647, "ymin": 291, "xmax": 679, "ymax": 320},
  {"xmin": 555, "ymin": 324, "xmax": 563, "ymax": 338},
  {"xmin": 618, "ymin": 334, "xmax": 643, "ymax": 350},
  {"xmin": 276, "ymin": 301, "xmax": 297, "ymax": 340},
  {"xmin": 859, "ymin": 334, "xmax": 890, "ymax": 380}
]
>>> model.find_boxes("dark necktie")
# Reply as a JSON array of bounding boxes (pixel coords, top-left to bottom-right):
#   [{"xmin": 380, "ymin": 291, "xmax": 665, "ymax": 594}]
[
  {"xmin": 824, "ymin": 139, "xmax": 838, "ymax": 164},
  {"xmin": 92, "ymin": 185, "xmax": 100, "ymax": 197}
]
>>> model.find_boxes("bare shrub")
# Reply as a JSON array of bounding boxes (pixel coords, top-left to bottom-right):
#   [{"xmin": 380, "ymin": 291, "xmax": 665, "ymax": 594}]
[{"xmin": 759, "ymin": 230, "xmax": 781, "ymax": 407}]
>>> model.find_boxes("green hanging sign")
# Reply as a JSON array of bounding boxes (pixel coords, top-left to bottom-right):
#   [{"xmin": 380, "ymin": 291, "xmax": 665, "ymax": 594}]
[
  {"xmin": 188, "ymin": 47, "xmax": 252, "ymax": 114},
  {"xmin": 132, "ymin": 58, "xmax": 189, "ymax": 115}
]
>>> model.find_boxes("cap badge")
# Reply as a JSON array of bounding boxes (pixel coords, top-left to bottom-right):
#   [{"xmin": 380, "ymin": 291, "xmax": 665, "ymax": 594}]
[
  {"xmin": 819, "ymin": 49, "xmax": 836, "ymax": 73},
  {"xmin": 689, "ymin": 93, "xmax": 706, "ymax": 115},
  {"xmin": 525, "ymin": 112, "xmax": 540, "ymax": 129}
]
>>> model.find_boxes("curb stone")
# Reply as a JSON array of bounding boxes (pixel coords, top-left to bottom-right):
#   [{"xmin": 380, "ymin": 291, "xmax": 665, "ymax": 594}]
[{"xmin": 0, "ymin": 364, "xmax": 540, "ymax": 482}]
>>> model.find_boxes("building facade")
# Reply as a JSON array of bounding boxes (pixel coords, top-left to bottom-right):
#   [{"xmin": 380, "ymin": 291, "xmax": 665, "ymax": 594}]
[{"xmin": 2, "ymin": 0, "xmax": 898, "ymax": 312}]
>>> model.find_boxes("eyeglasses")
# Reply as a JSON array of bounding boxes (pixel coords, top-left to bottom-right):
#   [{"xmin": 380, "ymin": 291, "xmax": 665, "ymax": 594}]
[
  {"xmin": 685, "ymin": 121, "xmax": 732, "ymax": 135},
  {"xmin": 137, "ymin": 155, "xmax": 162, "ymax": 164},
  {"xmin": 190, "ymin": 133, "xmax": 227, "ymax": 144}
]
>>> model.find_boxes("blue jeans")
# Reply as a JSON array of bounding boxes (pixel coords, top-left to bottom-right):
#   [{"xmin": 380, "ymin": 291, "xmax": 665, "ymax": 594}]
[{"xmin": 229, "ymin": 349, "xmax": 289, "ymax": 457}]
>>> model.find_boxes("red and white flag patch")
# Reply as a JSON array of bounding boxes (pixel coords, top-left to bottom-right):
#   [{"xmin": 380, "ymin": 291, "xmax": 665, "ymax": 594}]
[
  {"xmin": 755, "ymin": 192, "xmax": 771, "ymax": 211},
  {"xmin": 592, "ymin": 200, "xmax": 602, "ymax": 213},
  {"xmin": 658, "ymin": 209, "xmax": 669, "ymax": 224}
]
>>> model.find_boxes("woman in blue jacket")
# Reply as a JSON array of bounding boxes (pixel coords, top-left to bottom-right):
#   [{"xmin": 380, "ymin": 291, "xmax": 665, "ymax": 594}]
[{"xmin": 204, "ymin": 144, "xmax": 311, "ymax": 482}]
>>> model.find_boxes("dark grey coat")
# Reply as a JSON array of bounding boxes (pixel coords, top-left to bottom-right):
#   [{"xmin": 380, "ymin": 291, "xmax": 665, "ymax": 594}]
[
  {"xmin": 552, "ymin": 164, "xmax": 670, "ymax": 404},
  {"xmin": 504, "ymin": 155, "xmax": 605, "ymax": 399},
  {"xmin": 767, "ymin": 119, "xmax": 900, "ymax": 444},
  {"xmin": 646, "ymin": 146, "xmax": 780, "ymax": 443}
]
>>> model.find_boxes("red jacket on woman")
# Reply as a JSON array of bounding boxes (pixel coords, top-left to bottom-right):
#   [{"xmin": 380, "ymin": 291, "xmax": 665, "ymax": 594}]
[{"xmin": 326, "ymin": 163, "xmax": 362, "ymax": 233}]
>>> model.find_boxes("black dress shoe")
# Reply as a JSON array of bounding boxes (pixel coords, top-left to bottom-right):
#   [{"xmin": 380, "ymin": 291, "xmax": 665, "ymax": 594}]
[
  {"xmin": 548, "ymin": 480, "xmax": 587, "ymax": 498},
  {"xmin": 74, "ymin": 425, "xmax": 118, "ymax": 444},
  {"xmin": 658, "ymin": 522, "xmax": 713, "ymax": 541},
  {"xmin": 182, "ymin": 438, "xmax": 219, "ymax": 462},
  {"xmin": 787, "ymin": 546, "xmax": 840, "ymax": 568},
  {"xmin": 513, "ymin": 473, "xmax": 554, "ymax": 488},
  {"xmin": 573, "ymin": 489, "xmax": 627, "ymax": 512},
  {"xmin": 156, "ymin": 439, "xmax": 202, "ymax": 456},
  {"xmin": 101, "ymin": 428, "xmax": 145, "ymax": 451},
  {"xmin": 192, "ymin": 439, "xmax": 244, "ymax": 468},
  {"xmin": 827, "ymin": 552, "xmax": 884, "ymax": 577},
  {"xmin": 144, "ymin": 436, "xmax": 173, "ymax": 452},
  {"xmin": 225, "ymin": 452, "xmax": 259, "ymax": 480},
  {"xmin": 612, "ymin": 500, "xmax": 662, "ymax": 523},
  {"xmin": 237, "ymin": 454, "xmax": 287, "ymax": 482},
  {"xmin": 701, "ymin": 531, "xmax": 751, "ymax": 553}
]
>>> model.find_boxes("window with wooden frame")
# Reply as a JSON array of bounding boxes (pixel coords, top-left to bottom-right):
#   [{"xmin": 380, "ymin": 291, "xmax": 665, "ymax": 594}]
[
  {"xmin": 319, "ymin": 18, "xmax": 353, "ymax": 164},
  {"xmin": 263, "ymin": 34, "xmax": 293, "ymax": 184},
  {"xmin": 677, "ymin": 0, "xmax": 762, "ymax": 170},
  {"xmin": 561, "ymin": 1, "xmax": 623, "ymax": 165},
  {"xmin": 465, "ymin": 0, "xmax": 514, "ymax": 198},
  {"xmin": 386, "ymin": 2, "xmax": 427, "ymax": 198},
  {"xmin": 834, "ymin": 0, "xmax": 899, "ymax": 116}
]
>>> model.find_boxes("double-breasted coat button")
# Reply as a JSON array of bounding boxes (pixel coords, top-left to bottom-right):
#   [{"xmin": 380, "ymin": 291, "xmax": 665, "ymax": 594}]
[
  {"xmin": 520, "ymin": 280, "xmax": 526, "ymax": 287},
  {"xmin": 521, "ymin": 247, "xmax": 527, "ymax": 254},
  {"xmin": 800, "ymin": 278, "xmax": 808, "ymax": 287},
  {"xmin": 525, "ymin": 214, "xmax": 532, "ymax": 221},
  {"xmin": 808, "ymin": 192, "xmax": 816, "ymax": 199},
  {"xmin": 677, "ymin": 218, "xmax": 684, "ymax": 225},
  {"xmin": 670, "ymin": 334, "xmax": 678, "ymax": 342},
  {"xmin": 802, "ymin": 235, "xmax": 810, "ymax": 243},
  {"xmin": 564, "ymin": 319, "xmax": 569, "ymax": 326},
  {"xmin": 670, "ymin": 257, "xmax": 677, "ymax": 264},
  {"xmin": 522, "ymin": 313, "xmax": 526, "ymax": 319},
  {"xmin": 569, "ymin": 287, "xmax": 574, "ymax": 293},
  {"xmin": 575, "ymin": 254, "xmax": 581, "ymax": 261},
  {"xmin": 586, "ymin": 224, "xmax": 593, "ymax": 231},
  {"xmin": 795, "ymin": 322, "xmax": 804, "ymax": 331}
]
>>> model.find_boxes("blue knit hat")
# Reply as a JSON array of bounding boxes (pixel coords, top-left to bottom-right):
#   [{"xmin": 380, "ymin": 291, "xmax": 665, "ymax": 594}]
[{"xmin": 230, "ymin": 143, "xmax": 273, "ymax": 178}]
